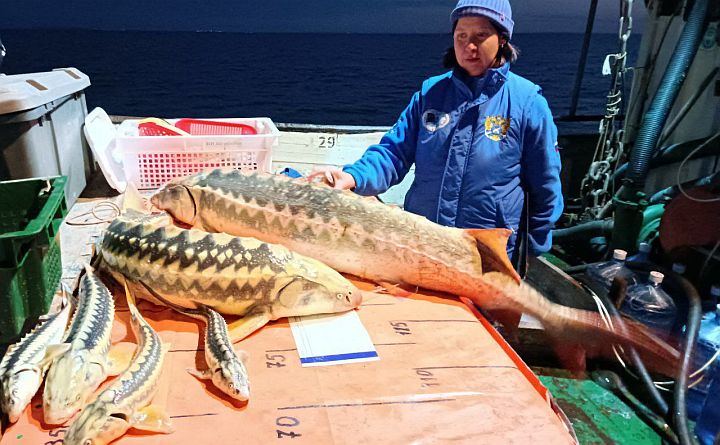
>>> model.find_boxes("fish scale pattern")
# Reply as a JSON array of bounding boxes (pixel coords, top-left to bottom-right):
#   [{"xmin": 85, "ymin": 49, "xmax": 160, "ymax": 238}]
[
  {"xmin": 99, "ymin": 212, "xmax": 356, "ymax": 317},
  {"xmin": 65, "ymin": 301, "xmax": 167, "ymax": 444},
  {"xmin": 168, "ymin": 169, "xmax": 485, "ymax": 285},
  {"xmin": 109, "ymin": 311, "xmax": 163, "ymax": 407},
  {"xmin": 101, "ymin": 217, "xmax": 296, "ymax": 303},
  {"xmin": 212, "ymin": 171, "xmax": 466, "ymax": 253},
  {"xmin": 65, "ymin": 271, "xmax": 114, "ymax": 351},
  {"xmin": 0, "ymin": 305, "xmax": 69, "ymax": 374}
]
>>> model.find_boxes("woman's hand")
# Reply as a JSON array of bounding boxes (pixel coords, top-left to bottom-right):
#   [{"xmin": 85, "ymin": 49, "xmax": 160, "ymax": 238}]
[{"xmin": 307, "ymin": 166, "xmax": 356, "ymax": 190}]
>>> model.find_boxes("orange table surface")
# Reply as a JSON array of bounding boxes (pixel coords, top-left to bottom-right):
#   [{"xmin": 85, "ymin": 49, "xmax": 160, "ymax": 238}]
[{"xmin": 2, "ymin": 279, "xmax": 574, "ymax": 444}]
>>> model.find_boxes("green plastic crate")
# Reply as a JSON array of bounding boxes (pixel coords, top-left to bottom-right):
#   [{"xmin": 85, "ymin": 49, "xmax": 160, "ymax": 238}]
[{"xmin": 0, "ymin": 176, "xmax": 67, "ymax": 344}]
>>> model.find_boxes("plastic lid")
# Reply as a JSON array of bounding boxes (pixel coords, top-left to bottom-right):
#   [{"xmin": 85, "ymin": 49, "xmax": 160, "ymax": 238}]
[
  {"xmin": 638, "ymin": 242, "xmax": 651, "ymax": 253},
  {"xmin": 649, "ymin": 271, "xmax": 664, "ymax": 284},
  {"xmin": 711, "ymin": 285, "xmax": 720, "ymax": 297},
  {"xmin": 613, "ymin": 249, "xmax": 627, "ymax": 261},
  {"xmin": 672, "ymin": 263, "xmax": 686, "ymax": 274},
  {"xmin": 83, "ymin": 107, "xmax": 126, "ymax": 192},
  {"xmin": 0, "ymin": 68, "xmax": 90, "ymax": 115}
]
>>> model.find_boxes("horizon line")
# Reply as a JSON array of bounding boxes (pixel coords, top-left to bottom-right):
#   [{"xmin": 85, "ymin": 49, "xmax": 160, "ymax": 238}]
[{"xmin": 0, "ymin": 27, "xmax": 626, "ymax": 35}]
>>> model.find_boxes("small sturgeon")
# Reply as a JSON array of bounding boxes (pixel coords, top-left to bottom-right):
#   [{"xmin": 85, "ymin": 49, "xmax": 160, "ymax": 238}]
[
  {"xmin": 0, "ymin": 298, "xmax": 71, "ymax": 423},
  {"xmin": 43, "ymin": 265, "xmax": 130, "ymax": 425},
  {"xmin": 142, "ymin": 283, "xmax": 250, "ymax": 402},
  {"xmin": 151, "ymin": 169, "xmax": 680, "ymax": 373},
  {"xmin": 64, "ymin": 278, "xmax": 173, "ymax": 445},
  {"xmin": 99, "ymin": 210, "xmax": 362, "ymax": 341}
]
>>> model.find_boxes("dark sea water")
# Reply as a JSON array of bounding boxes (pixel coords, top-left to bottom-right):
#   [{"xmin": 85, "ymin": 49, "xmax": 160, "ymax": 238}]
[{"xmin": 1, "ymin": 30, "xmax": 639, "ymax": 129}]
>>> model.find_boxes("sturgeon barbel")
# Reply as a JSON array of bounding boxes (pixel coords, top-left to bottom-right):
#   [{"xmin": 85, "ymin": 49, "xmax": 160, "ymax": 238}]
[
  {"xmin": 99, "ymin": 210, "xmax": 362, "ymax": 341},
  {"xmin": 151, "ymin": 169, "xmax": 680, "ymax": 372},
  {"xmin": 142, "ymin": 284, "xmax": 250, "ymax": 402},
  {"xmin": 43, "ymin": 265, "xmax": 124, "ymax": 425},
  {"xmin": 64, "ymin": 279, "xmax": 173, "ymax": 445},
  {"xmin": 0, "ymin": 298, "xmax": 71, "ymax": 423}
]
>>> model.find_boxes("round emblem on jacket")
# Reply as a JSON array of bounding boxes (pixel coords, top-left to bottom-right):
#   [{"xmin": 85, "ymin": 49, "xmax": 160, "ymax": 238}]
[
  {"xmin": 484, "ymin": 115, "xmax": 511, "ymax": 141},
  {"xmin": 422, "ymin": 110, "xmax": 450, "ymax": 132}
]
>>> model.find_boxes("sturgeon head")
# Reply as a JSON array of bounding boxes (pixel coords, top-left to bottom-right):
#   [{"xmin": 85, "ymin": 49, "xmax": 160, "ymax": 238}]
[
  {"xmin": 270, "ymin": 255, "xmax": 363, "ymax": 318},
  {"xmin": 1, "ymin": 367, "xmax": 44, "ymax": 423},
  {"xmin": 0, "ymin": 300, "xmax": 72, "ymax": 423},
  {"xmin": 63, "ymin": 391, "xmax": 132, "ymax": 445},
  {"xmin": 43, "ymin": 349, "xmax": 108, "ymax": 424},
  {"xmin": 151, "ymin": 180, "xmax": 199, "ymax": 226}
]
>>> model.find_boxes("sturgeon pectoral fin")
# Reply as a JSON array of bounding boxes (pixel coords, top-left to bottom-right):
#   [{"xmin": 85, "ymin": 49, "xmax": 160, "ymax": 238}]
[
  {"xmin": 187, "ymin": 368, "xmax": 213, "ymax": 381},
  {"xmin": 132, "ymin": 405, "xmax": 174, "ymax": 434},
  {"xmin": 236, "ymin": 350, "xmax": 249, "ymax": 364},
  {"xmin": 464, "ymin": 228, "xmax": 520, "ymax": 283},
  {"xmin": 122, "ymin": 184, "xmax": 147, "ymax": 213},
  {"xmin": 106, "ymin": 342, "xmax": 138, "ymax": 376},
  {"xmin": 227, "ymin": 312, "xmax": 270, "ymax": 343},
  {"xmin": 375, "ymin": 281, "xmax": 415, "ymax": 298},
  {"xmin": 38, "ymin": 343, "xmax": 72, "ymax": 369}
]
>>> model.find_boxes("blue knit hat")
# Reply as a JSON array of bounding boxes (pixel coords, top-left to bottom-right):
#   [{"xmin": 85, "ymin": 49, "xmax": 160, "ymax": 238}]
[{"xmin": 451, "ymin": 0, "xmax": 514, "ymax": 39}]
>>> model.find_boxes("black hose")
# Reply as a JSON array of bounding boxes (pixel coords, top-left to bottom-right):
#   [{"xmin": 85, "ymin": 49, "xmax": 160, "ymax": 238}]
[
  {"xmin": 552, "ymin": 219, "xmax": 613, "ymax": 241},
  {"xmin": 623, "ymin": 0, "xmax": 710, "ymax": 193},
  {"xmin": 672, "ymin": 275, "xmax": 701, "ymax": 445},
  {"xmin": 622, "ymin": 262, "xmax": 701, "ymax": 445},
  {"xmin": 562, "ymin": 263, "xmax": 590, "ymax": 275},
  {"xmin": 649, "ymin": 172, "xmax": 720, "ymax": 204},
  {"xmin": 606, "ymin": 276, "xmax": 670, "ymax": 415},
  {"xmin": 612, "ymin": 137, "xmax": 720, "ymax": 182},
  {"xmin": 593, "ymin": 370, "xmax": 679, "ymax": 444}
]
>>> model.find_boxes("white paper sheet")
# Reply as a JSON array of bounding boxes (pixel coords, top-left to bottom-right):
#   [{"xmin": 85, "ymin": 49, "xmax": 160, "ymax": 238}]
[{"xmin": 289, "ymin": 310, "xmax": 379, "ymax": 367}]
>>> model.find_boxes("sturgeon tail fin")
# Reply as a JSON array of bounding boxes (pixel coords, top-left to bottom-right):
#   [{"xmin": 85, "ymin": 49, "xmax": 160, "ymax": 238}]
[
  {"xmin": 482, "ymin": 271, "xmax": 680, "ymax": 377},
  {"xmin": 464, "ymin": 228, "xmax": 520, "ymax": 284}
]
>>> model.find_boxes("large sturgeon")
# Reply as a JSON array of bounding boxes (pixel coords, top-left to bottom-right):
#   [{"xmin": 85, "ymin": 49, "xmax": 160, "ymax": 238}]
[
  {"xmin": 64, "ymin": 278, "xmax": 173, "ymax": 445},
  {"xmin": 151, "ymin": 169, "xmax": 680, "ymax": 373},
  {"xmin": 99, "ymin": 210, "xmax": 362, "ymax": 341}
]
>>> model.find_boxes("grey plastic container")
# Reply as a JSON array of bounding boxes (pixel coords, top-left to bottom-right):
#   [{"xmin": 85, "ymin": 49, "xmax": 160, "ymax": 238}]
[{"xmin": 0, "ymin": 68, "xmax": 92, "ymax": 206}]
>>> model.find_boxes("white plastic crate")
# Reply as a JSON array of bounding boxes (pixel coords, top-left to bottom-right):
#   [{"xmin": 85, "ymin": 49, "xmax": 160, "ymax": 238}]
[{"xmin": 115, "ymin": 117, "xmax": 278, "ymax": 190}]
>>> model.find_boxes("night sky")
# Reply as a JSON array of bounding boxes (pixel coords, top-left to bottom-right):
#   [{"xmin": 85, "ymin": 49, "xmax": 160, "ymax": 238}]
[{"xmin": 2, "ymin": 0, "xmax": 647, "ymax": 34}]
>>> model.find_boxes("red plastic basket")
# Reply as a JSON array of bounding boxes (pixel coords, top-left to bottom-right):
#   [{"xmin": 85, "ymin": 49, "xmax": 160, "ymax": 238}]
[
  {"xmin": 175, "ymin": 118, "xmax": 257, "ymax": 136},
  {"xmin": 138, "ymin": 118, "xmax": 188, "ymax": 136}
]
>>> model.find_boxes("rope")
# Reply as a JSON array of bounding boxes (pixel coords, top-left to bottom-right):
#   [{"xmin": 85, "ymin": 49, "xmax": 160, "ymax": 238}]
[{"xmin": 65, "ymin": 200, "xmax": 121, "ymax": 226}]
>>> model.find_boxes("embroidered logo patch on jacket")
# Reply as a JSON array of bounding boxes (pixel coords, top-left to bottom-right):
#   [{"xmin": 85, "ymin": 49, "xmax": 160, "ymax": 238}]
[{"xmin": 484, "ymin": 115, "xmax": 511, "ymax": 141}]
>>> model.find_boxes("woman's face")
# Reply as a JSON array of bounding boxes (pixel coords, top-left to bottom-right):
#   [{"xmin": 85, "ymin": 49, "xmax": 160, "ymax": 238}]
[{"xmin": 453, "ymin": 16, "xmax": 505, "ymax": 76}]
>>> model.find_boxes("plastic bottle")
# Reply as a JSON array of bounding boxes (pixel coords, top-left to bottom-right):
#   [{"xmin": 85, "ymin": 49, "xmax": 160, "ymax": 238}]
[
  {"xmin": 620, "ymin": 271, "xmax": 677, "ymax": 338},
  {"xmin": 627, "ymin": 242, "xmax": 651, "ymax": 264},
  {"xmin": 703, "ymin": 285, "xmax": 720, "ymax": 313},
  {"xmin": 586, "ymin": 249, "xmax": 636, "ymax": 291},
  {"xmin": 687, "ymin": 304, "xmax": 720, "ymax": 420},
  {"xmin": 696, "ymin": 361, "xmax": 720, "ymax": 445}
]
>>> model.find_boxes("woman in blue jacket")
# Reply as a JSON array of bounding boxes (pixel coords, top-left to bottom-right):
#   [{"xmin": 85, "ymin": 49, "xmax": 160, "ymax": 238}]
[{"xmin": 309, "ymin": 0, "xmax": 563, "ymax": 264}]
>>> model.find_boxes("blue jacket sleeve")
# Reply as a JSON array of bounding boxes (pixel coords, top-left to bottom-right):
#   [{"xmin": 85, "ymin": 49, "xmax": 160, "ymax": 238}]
[
  {"xmin": 343, "ymin": 92, "xmax": 421, "ymax": 196},
  {"xmin": 521, "ymin": 92, "xmax": 564, "ymax": 255}
]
